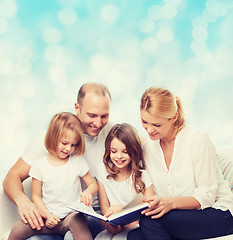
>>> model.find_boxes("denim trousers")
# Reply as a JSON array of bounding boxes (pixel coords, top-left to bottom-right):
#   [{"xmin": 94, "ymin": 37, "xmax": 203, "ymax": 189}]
[{"xmin": 127, "ymin": 208, "xmax": 233, "ymax": 240}]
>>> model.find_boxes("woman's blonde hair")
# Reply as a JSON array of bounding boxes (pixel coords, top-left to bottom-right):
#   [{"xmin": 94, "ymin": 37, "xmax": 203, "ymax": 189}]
[
  {"xmin": 45, "ymin": 112, "xmax": 85, "ymax": 156},
  {"xmin": 103, "ymin": 123, "xmax": 146, "ymax": 193},
  {"xmin": 140, "ymin": 87, "xmax": 186, "ymax": 138}
]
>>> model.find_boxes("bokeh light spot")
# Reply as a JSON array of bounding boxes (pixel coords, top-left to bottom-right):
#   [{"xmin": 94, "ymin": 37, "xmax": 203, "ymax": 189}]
[
  {"xmin": 101, "ymin": 4, "xmax": 119, "ymax": 23},
  {"xmin": 148, "ymin": 5, "xmax": 162, "ymax": 21},
  {"xmin": 141, "ymin": 38, "xmax": 158, "ymax": 53},
  {"xmin": 58, "ymin": 8, "xmax": 77, "ymax": 25},
  {"xmin": 0, "ymin": 0, "xmax": 17, "ymax": 18},
  {"xmin": 42, "ymin": 28, "xmax": 62, "ymax": 45},
  {"xmin": 138, "ymin": 18, "xmax": 154, "ymax": 33},
  {"xmin": 157, "ymin": 27, "xmax": 173, "ymax": 43}
]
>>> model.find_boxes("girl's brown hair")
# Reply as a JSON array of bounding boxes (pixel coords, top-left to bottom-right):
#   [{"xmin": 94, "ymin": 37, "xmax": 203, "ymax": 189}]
[
  {"xmin": 45, "ymin": 112, "xmax": 85, "ymax": 156},
  {"xmin": 140, "ymin": 87, "xmax": 186, "ymax": 138},
  {"xmin": 103, "ymin": 123, "xmax": 146, "ymax": 193}
]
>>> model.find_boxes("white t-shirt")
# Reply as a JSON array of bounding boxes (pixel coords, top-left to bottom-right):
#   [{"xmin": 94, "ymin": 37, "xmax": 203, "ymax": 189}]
[
  {"xmin": 96, "ymin": 163, "xmax": 152, "ymax": 206},
  {"xmin": 22, "ymin": 122, "xmax": 113, "ymax": 208},
  {"xmin": 22, "ymin": 122, "xmax": 113, "ymax": 177},
  {"xmin": 29, "ymin": 155, "xmax": 89, "ymax": 219},
  {"xmin": 143, "ymin": 125, "xmax": 233, "ymax": 215}
]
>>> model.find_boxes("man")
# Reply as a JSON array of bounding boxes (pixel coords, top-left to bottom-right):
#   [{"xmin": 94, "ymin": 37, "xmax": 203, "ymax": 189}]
[{"xmin": 3, "ymin": 82, "xmax": 112, "ymax": 240}]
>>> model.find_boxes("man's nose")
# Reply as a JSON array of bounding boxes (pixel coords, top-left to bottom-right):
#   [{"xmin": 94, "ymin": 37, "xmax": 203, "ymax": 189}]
[{"xmin": 93, "ymin": 117, "xmax": 102, "ymax": 128}]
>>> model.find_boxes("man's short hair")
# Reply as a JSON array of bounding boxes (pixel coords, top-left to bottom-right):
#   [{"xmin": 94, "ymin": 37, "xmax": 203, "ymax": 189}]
[{"xmin": 77, "ymin": 82, "xmax": 111, "ymax": 107}]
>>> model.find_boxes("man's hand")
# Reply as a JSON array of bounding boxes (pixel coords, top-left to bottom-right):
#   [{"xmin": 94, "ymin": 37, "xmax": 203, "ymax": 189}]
[{"xmin": 17, "ymin": 197, "xmax": 45, "ymax": 230}]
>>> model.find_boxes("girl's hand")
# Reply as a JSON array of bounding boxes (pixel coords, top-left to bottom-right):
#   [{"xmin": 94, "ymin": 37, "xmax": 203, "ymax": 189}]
[
  {"xmin": 80, "ymin": 190, "xmax": 93, "ymax": 206},
  {"xmin": 104, "ymin": 205, "xmax": 124, "ymax": 218},
  {"xmin": 142, "ymin": 195, "xmax": 174, "ymax": 219},
  {"xmin": 45, "ymin": 213, "xmax": 60, "ymax": 228},
  {"xmin": 99, "ymin": 220, "xmax": 124, "ymax": 235}
]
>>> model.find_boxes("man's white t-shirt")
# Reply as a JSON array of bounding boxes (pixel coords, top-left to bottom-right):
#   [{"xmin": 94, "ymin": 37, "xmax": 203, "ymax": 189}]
[
  {"xmin": 29, "ymin": 155, "xmax": 89, "ymax": 219},
  {"xmin": 96, "ymin": 163, "xmax": 152, "ymax": 206}
]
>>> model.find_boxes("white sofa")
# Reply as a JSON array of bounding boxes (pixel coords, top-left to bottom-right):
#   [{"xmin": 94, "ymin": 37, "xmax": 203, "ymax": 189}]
[{"xmin": 1, "ymin": 146, "xmax": 233, "ymax": 240}]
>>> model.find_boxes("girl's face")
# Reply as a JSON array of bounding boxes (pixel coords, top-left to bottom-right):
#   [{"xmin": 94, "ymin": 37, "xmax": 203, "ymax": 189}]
[
  {"xmin": 140, "ymin": 109, "xmax": 176, "ymax": 141},
  {"xmin": 110, "ymin": 138, "xmax": 131, "ymax": 170},
  {"xmin": 56, "ymin": 130, "xmax": 78, "ymax": 159}
]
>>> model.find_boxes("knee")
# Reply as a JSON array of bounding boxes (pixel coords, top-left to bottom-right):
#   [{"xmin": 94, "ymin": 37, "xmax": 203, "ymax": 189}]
[
  {"xmin": 8, "ymin": 221, "xmax": 28, "ymax": 240},
  {"xmin": 127, "ymin": 228, "xmax": 143, "ymax": 240},
  {"xmin": 69, "ymin": 213, "xmax": 87, "ymax": 229}
]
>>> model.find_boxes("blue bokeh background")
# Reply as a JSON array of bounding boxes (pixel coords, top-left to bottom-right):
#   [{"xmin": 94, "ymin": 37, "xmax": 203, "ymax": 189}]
[{"xmin": 1, "ymin": 0, "xmax": 233, "ymax": 181}]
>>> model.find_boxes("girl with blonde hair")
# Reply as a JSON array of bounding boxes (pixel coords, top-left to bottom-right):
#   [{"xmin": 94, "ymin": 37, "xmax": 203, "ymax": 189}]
[{"xmin": 8, "ymin": 112, "xmax": 98, "ymax": 240}]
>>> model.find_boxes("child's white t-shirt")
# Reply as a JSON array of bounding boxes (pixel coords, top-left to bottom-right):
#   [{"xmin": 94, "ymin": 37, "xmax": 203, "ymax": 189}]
[
  {"xmin": 29, "ymin": 154, "xmax": 89, "ymax": 219},
  {"xmin": 96, "ymin": 163, "xmax": 152, "ymax": 206},
  {"xmin": 22, "ymin": 122, "xmax": 113, "ymax": 177}
]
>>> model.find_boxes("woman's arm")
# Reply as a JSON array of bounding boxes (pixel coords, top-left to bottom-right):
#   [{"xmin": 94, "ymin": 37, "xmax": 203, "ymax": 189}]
[{"xmin": 81, "ymin": 171, "xmax": 98, "ymax": 206}]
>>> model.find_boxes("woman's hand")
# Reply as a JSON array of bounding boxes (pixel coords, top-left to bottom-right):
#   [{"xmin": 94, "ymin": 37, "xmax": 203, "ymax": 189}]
[
  {"xmin": 99, "ymin": 220, "xmax": 124, "ymax": 235},
  {"xmin": 142, "ymin": 195, "xmax": 174, "ymax": 219},
  {"xmin": 45, "ymin": 213, "xmax": 60, "ymax": 228},
  {"xmin": 80, "ymin": 190, "xmax": 93, "ymax": 206},
  {"xmin": 104, "ymin": 205, "xmax": 123, "ymax": 218}
]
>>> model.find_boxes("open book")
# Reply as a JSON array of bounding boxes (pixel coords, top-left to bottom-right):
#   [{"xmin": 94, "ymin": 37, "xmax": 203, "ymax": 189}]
[{"xmin": 68, "ymin": 193, "xmax": 149, "ymax": 226}]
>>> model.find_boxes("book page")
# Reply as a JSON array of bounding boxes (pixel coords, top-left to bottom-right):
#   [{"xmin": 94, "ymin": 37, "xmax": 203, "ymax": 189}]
[
  {"xmin": 68, "ymin": 202, "xmax": 107, "ymax": 221},
  {"xmin": 122, "ymin": 193, "xmax": 145, "ymax": 209}
]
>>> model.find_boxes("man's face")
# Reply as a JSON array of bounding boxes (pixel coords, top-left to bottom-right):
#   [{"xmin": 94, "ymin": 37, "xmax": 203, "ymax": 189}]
[{"xmin": 75, "ymin": 92, "xmax": 110, "ymax": 137}]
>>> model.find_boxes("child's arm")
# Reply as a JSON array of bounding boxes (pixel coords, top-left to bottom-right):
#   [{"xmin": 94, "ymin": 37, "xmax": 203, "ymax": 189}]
[
  {"xmin": 123, "ymin": 185, "xmax": 155, "ymax": 230},
  {"xmin": 81, "ymin": 171, "xmax": 98, "ymax": 206},
  {"xmin": 97, "ymin": 180, "xmax": 110, "ymax": 215},
  {"xmin": 143, "ymin": 185, "xmax": 155, "ymax": 199},
  {"xmin": 31, "ymin": 178, "xmax": 60, "ymax": 228},
  {"xmin": 97, "ymin": 180, "xmax": 124, "ymax": 234}
]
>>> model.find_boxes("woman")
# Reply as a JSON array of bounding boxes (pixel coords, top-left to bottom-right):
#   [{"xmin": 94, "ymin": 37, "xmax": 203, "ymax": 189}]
[{"xmin": 128, "ymin": 87, "xmax": 233, "ymax": 240}]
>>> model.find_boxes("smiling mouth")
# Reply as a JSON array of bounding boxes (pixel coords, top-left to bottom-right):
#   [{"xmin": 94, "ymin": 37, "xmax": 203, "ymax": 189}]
[
  {"xmin": 149, "ymin": 132, "xmax": 158, "ymax": 137},
  {"xmin": 90, "ymin": 125, "xmax": 101, "ymax": 131},
  {"xmin": 115, "ymin": 160, "xmax": 126, "ymax": 165}
]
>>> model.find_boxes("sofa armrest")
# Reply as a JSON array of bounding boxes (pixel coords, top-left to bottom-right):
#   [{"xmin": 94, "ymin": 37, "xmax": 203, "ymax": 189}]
[{"xmin": 0, "ymin": 178, "xmax": 32, "ymax": 238}]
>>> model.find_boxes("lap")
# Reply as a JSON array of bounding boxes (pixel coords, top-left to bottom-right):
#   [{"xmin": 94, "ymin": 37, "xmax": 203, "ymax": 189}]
[{"xmin": 140, "ymin": 208, "xmax": 233, "ymax": 240}]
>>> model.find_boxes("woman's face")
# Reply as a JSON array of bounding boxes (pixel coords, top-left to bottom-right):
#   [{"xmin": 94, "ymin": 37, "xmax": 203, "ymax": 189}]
[{"xmin": 140, "ymin": 109, "xmax": 176, "ymax": 141}]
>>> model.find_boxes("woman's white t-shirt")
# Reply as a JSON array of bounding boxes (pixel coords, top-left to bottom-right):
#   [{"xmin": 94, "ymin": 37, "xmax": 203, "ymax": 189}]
[
  {"xmin": 29, "ymin": 154, "xmax": 89, "ymax": 218},
  {"xmin": 143, "ymin": 125, "xmax": 233, "ymax": 215}
]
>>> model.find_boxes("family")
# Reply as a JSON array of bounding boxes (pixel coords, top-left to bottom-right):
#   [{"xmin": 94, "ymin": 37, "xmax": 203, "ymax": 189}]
[{"xmin": 3, "ymin": 82, "xmax": 233, "ymax": 240}]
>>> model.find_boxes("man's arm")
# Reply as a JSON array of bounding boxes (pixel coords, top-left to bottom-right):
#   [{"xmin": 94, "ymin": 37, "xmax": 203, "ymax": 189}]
[{"xmin": 2, "ymin": 157, "xmax": 44, "ymax": 230}]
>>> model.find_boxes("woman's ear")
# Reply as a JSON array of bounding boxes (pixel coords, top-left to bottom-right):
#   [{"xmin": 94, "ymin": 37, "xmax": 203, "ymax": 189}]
[{"xmin": 172, "ymin": 112, "xmax": 179, "ymax": 123}]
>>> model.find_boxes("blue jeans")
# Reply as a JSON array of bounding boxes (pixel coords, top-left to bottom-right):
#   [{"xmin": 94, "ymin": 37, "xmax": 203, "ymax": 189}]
[
  {"xmin": 127, "ymin": 208, "xmax": 233, "ymax": 240},
  {"xmin": 27, "ymin": 235, "xmax": 63, "ymax": 240},
  {"xmin": 25, "ymin": 229, "xmax": 77, "ymax": 240}
]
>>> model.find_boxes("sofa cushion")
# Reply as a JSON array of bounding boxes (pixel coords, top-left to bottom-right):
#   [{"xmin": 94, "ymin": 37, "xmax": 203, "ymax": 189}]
[{"xmin": 216, "ymin": 146, "xmax": 233, "ymax": 192}]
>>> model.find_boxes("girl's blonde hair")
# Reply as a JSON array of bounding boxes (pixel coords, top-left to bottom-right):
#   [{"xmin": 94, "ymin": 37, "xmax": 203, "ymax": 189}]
[
  {"xmin": 103, "ymin": 123, "xmax": 146, "ymax": 193},
  {"xmin": 140, "ymin": 87, "xmax": 186, "ymax": 138},
  {"xmin": 45, "ymin": 112, "xmax": 85, "ymax": 156}
]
